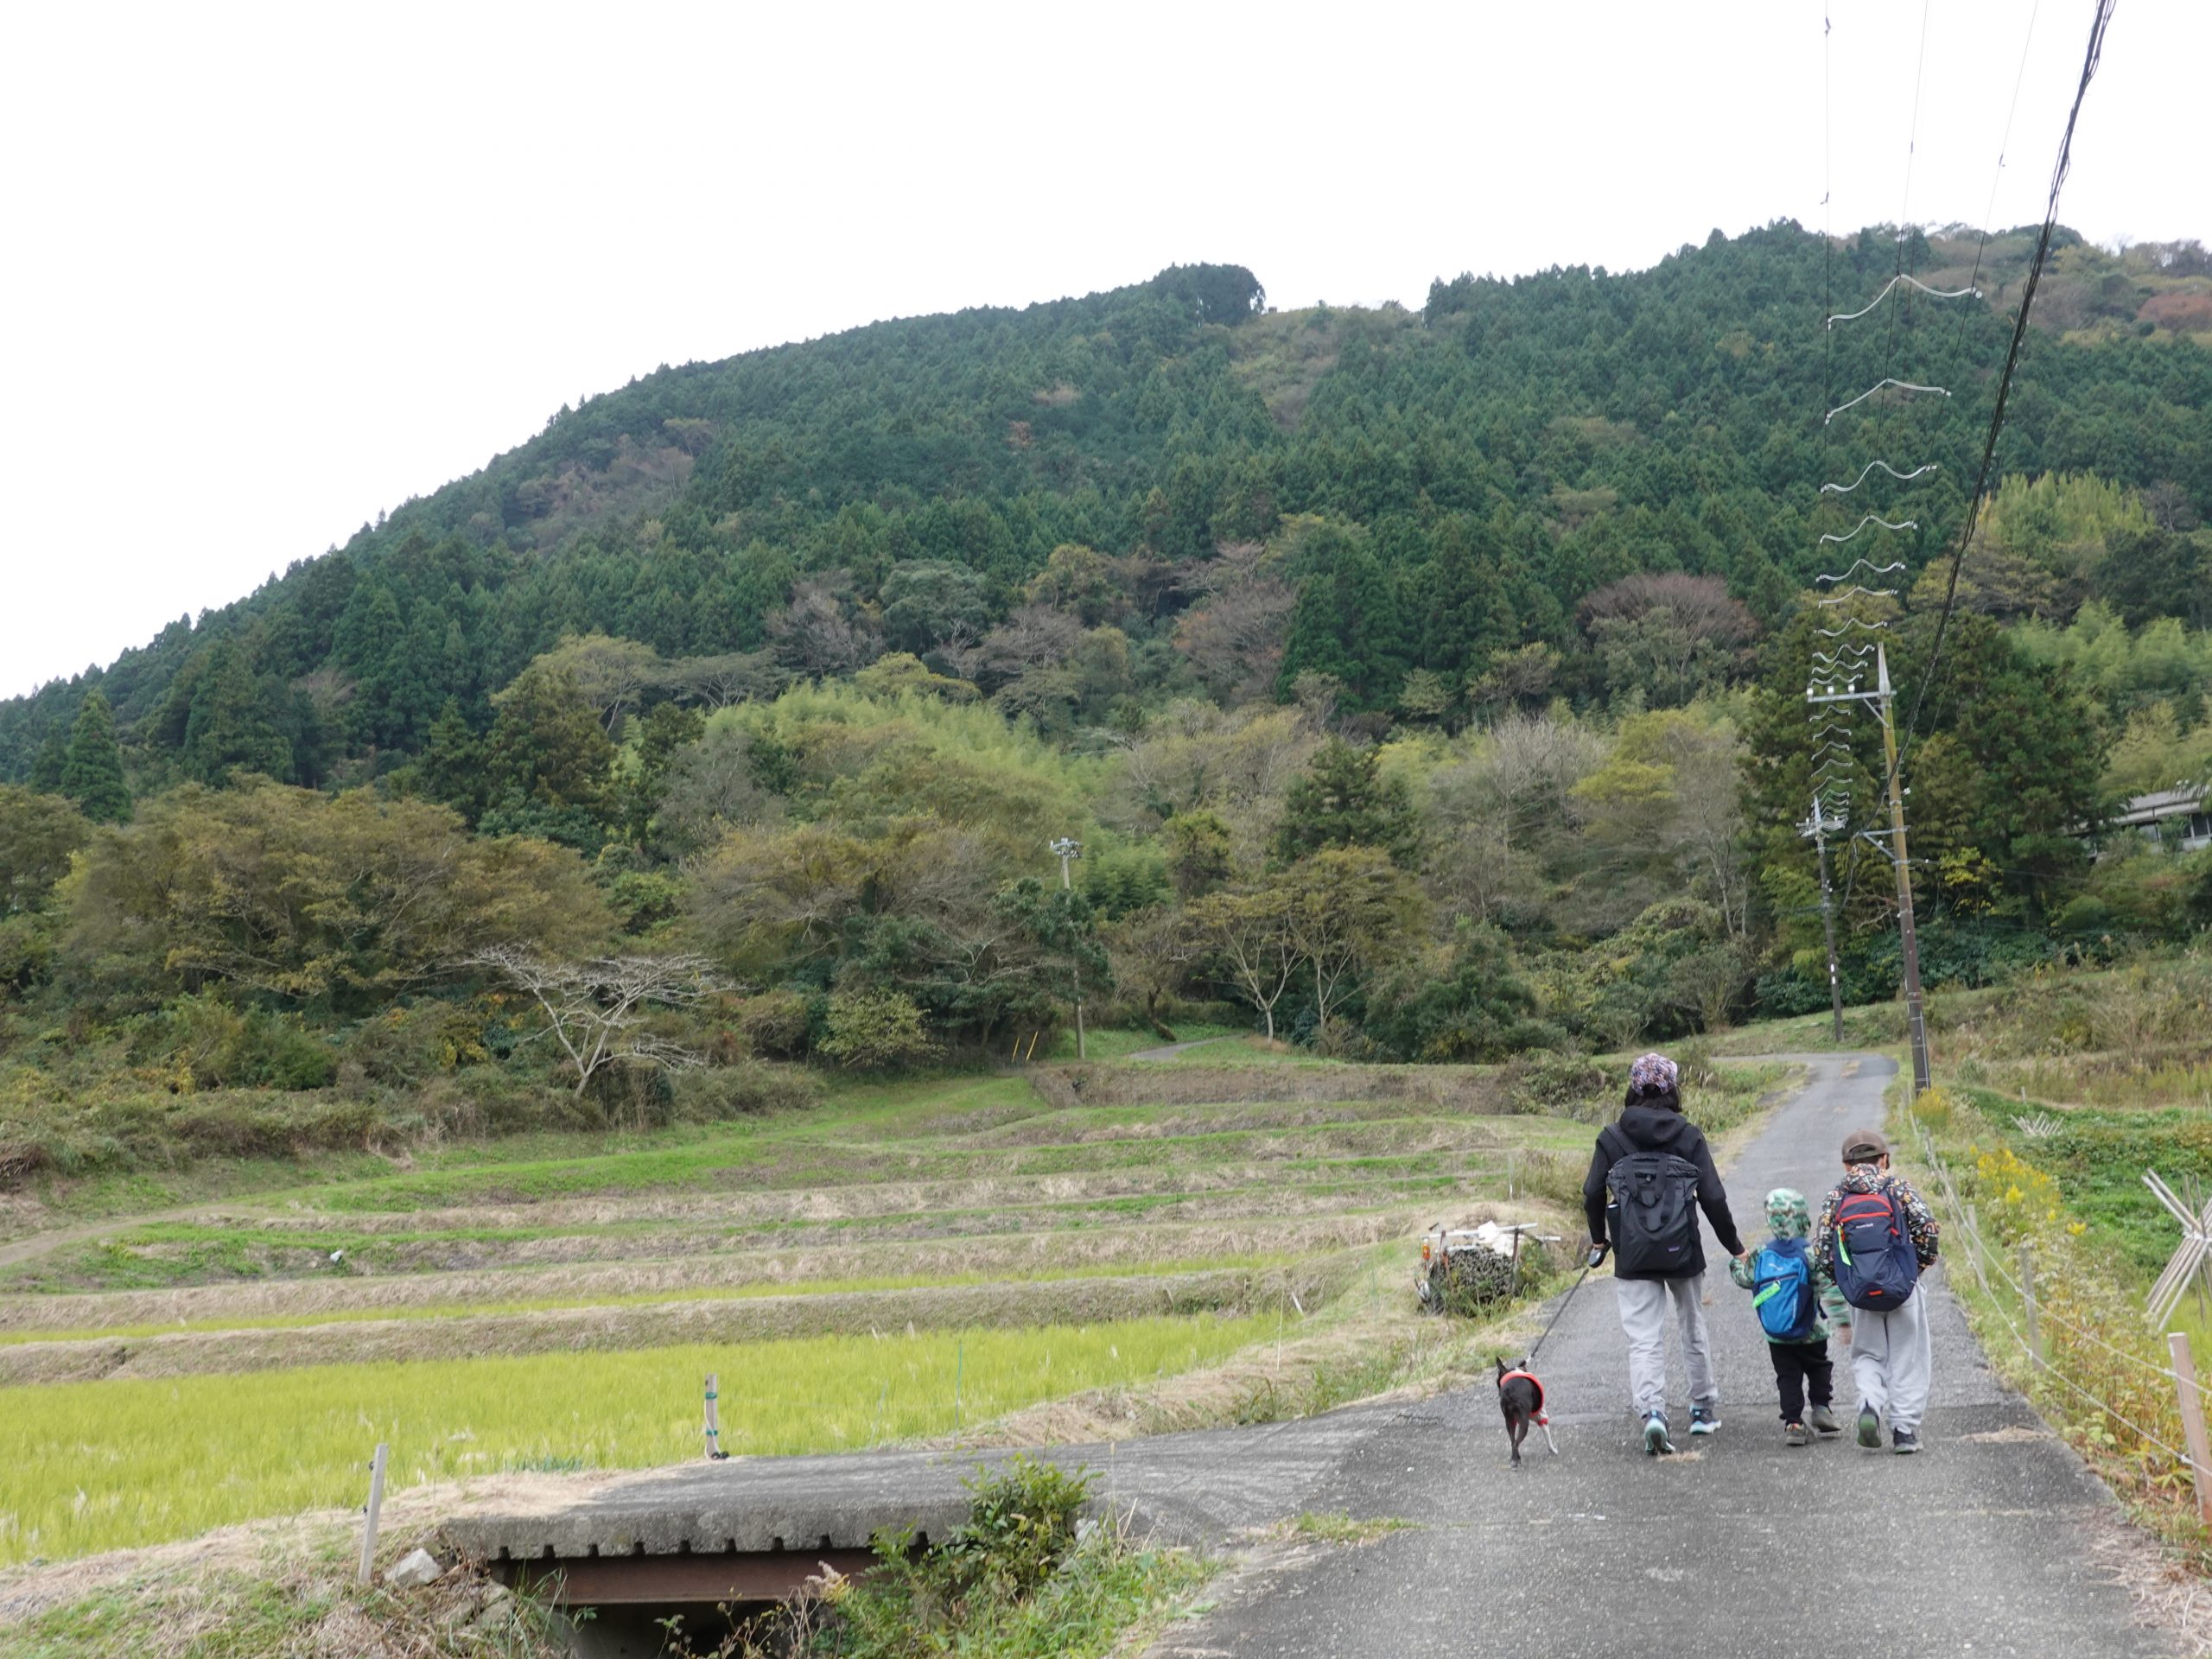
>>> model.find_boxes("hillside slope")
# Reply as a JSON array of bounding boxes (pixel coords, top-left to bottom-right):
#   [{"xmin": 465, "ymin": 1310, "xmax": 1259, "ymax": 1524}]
[{"xmin": 3, "ymin": 225, "xmax": 2207, "ymax": 784}]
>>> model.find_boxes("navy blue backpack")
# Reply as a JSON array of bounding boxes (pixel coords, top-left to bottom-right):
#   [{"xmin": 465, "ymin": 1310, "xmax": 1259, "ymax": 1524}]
[
  {"xmin": 1751, "ymin": 1236, "xmax": 1817, "ymax": 1341},
  {"xmin": 1831, "ymin": 1185, "xmax": 1922, "ymax": 1312}
]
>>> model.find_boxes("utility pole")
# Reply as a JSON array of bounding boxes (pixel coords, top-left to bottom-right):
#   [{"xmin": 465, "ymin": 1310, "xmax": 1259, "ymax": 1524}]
[
  {"xmin": 1051, "ymin": 836, "xmax": 1085, "ymax": 1060},
  {"xmin": 1877, "ymin": 645, "xmax": 1931, "ymax": 1096},
  {"xmin": 1806, "ymin": 645, "xmax": 1930, "ymax": 1094},
  {"xmin": 1798, "ymin": 793, "xmax": 1846, "ymax": 1045}
]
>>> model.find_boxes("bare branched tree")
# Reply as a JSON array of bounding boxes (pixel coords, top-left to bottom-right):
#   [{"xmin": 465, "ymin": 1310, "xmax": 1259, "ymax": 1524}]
[{"xmin": 471, "ymin": 947, "xmax": 724, "ymax": 1096}]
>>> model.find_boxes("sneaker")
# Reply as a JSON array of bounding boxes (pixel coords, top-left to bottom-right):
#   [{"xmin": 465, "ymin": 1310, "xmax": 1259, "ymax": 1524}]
[
  {"xmin": 1856, "ymin": 1404, "xmax": 1881, "ymax": 1449},
  {"xmin": 1784, "ymin": 1421, "xmax": 1811, "ymax": 1446},
  {"xmin": 1643, "ymin": 1412, "xmax": 1675, "ymax": 1456},
  {"xmin": 1808, "ymin": 1405, "xmax": 1841, "ymax": 1436},
  {"xmin": 1688, "ymin": 1407, "xmax": 1720, "ymax": 1436},
  {"xmin": 1892, "ymin": 1427, "xmax": 1922, "ymax": 1455}
]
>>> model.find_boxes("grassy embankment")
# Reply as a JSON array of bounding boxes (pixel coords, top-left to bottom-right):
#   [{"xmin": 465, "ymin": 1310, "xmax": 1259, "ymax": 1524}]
[
  {"xmin": 1885, "ymin": 952, "xmax": 2212, "ymax": 1558},
  {"xmin": 0, "ymin": 1035, "xmax": 1796, "ymax": 1581}
]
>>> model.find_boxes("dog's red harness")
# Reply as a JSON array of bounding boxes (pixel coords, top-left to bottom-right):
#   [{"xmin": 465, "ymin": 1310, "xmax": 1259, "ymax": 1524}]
[{"xmin": 1500, "ymin": 1368, "xmax": 1548, "ymax": 1423}]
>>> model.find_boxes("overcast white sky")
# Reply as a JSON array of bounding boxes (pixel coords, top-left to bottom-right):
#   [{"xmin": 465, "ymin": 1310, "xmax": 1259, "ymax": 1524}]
[{"xmin": 1, "ymin": 0, "xmax": 2200, "ymax": 701}]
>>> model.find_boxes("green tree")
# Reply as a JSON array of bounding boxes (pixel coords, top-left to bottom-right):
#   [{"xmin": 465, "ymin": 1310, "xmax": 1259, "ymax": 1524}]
[
  {"xmin": 60, "ymin": 689, "xmax": 130, "ymax": 823},
  {"xmin": 417, "ymin": 698, "xmax": 490, "ymax": 825},
  {"xmin": 1281, "ymin": 846, "xmax": 1426, "ymax": 1033},
  {"xmin": 482, "ymin": 664, "xmax": 619, "ymax": 849},
  {"xmin": 1183, "ymin": 884, "xmax": 1298, "ymax": 1042},
  {"xmin": 177, "ymin": 640, "xmax": 294, "ymax": 785},
  {"xmin": 0, "ymin": 785, "xmax": 88, "ymax": 918},
  {"xmin": 1275, "ymin": 537, "xmax": 1411, "ymax": 711},
  {"xmin": 67, "ymin": 782, "xmax": 608, "ymax": 1008},
  {"xmin": 1274, "ymin": 739, "xmax": 1421, "ymax": 868},
  {"xmin": 29, "ymin": 729, "xmax": 66, "ymax": 793}
]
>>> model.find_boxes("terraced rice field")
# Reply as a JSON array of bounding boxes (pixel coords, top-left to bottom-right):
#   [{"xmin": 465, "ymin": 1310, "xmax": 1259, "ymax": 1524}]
[{"xmin": 0, "ymin": 1042, "xmax": 1678, "ymax": 1566}]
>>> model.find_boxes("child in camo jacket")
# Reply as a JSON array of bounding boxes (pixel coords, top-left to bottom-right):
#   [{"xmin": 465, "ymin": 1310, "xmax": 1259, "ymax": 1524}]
[
  {"xmin": 1729, "ymin": 1187, "xmax": 1851, "ymax": 1444},
  {"xmin": 1811, "ymin": 1128, "xmax": 1942, "ymax": 1453}
]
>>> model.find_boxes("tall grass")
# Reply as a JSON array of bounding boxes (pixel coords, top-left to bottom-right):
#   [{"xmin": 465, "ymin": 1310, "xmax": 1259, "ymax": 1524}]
[{"xmin": 0, "ymin": 1314, "xmax": 1269, "ymax": 1567}]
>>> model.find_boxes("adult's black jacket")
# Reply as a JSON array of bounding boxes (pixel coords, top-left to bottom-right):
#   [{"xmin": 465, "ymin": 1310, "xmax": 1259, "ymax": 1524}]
[{"xmin": 1582, "ymin": 1103, "xmax": 1745, "ymax": 1279}]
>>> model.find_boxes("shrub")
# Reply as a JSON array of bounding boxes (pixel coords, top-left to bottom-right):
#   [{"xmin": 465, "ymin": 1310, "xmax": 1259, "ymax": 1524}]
[
  {"xmin": 818, "ymin": 988, "xmax": 938, "ymax": 1071},
  {"xmin": 1506, "ymin": 1049, "xmax": 1609, "ymax": 1120},
  {"xmin": 738, "ymin": 989, "xmax": 817, "ymax": 1059},
  {"xmin": 671, "ymin": 1061, "xmax": 824, "ymax": 1119},
  {"xmin": 136, "ymin": 992, "xmax": 336, "ymax": 1091},
  {"xmin": 938, "ymin": 1456, "xmax": 1091, "ymax": 1602}
]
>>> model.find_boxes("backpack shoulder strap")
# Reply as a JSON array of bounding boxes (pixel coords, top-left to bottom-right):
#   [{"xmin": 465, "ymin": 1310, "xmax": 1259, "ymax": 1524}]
[{"xmin": 1598, "ymin": 1124, "xmax": 1630, "ymax": 1164}]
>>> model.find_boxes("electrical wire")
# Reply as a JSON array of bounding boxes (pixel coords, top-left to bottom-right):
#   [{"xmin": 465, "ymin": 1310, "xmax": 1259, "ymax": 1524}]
[
  {"xmin": 1822, "ymin": 462, "xmax": 1938, "ymax": 494},
  {"xmin": 1826, "ymin": 378, "xmax": 1951, "ymax": 423},
  {"xmin": 1904, "ymin": 0, "xmax": 2120, "ymax": 764},
  {"xmin": 1953, "ymin": 0, "xmax": 2045, "ymax": 363},
  {"xmin": 1819, "ymin": 515, "xmax": 1918, "ymax": 546},
  {"xmin": 1881, "ymin": 0, "xmax": 1937, "ymax": 382},
  {"xmin": 1827, "ymin": 272, "xmax": 1980, "ymax": 327}
]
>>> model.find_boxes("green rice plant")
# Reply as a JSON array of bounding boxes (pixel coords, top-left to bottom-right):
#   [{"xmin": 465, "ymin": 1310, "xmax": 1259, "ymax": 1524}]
[{"xmin": 0, "ymin": 1315, "xmax": 1269, "ymax": 1567}]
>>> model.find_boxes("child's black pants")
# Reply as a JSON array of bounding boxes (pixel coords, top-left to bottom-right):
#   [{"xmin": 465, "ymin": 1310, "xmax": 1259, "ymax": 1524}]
[{"xmin": 1769, "ymin": 1338, "xmax": 1834, "ymax": 1423}]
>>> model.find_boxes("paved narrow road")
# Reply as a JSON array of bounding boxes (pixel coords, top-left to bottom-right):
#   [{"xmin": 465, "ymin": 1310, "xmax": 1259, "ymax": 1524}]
[{"xmin": 1162, "ymin": 1053, "xmax": 2167, "ymax": 1659}]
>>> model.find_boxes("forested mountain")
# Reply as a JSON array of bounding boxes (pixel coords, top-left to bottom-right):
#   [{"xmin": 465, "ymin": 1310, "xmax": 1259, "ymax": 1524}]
[
  {"xmin": 3, "ymin": 221, "xmax": 2209, "ymax": 1128},
  {"xmin": 4, "ymin": 225, "xmax": 2206, "ymax": 783}
]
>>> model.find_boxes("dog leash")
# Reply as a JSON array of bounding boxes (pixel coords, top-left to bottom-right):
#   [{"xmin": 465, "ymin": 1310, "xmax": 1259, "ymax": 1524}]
[{"xmin": 1523, "ymin": 1261, "xmax": 1597, "ymax": 1366}]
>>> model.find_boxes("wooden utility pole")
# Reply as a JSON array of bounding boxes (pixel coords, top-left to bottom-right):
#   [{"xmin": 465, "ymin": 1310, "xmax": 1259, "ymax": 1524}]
[
  {"xmin": 1799, "ymin": 794, "xmax": 1847, "ymax": 1045},
  {"xmin": 1805, "ymin": 645, "xmax": 1929, "ymax": 1093}
]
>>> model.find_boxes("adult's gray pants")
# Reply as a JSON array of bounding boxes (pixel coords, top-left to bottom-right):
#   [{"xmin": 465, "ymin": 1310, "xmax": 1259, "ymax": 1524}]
[
  {"xmin": 1848, "ymin": 1287, "xmax": 1934, "ymax": 1433},
  {"xmin": 1615, "ymin": 1272, "xmax": 1716, "ymax": 1418}
]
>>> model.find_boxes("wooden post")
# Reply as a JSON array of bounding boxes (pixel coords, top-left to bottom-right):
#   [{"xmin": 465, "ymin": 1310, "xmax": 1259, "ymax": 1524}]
[
  {"xmin": 2020, "ymin": 1238, "xmax": 2041, "ymax": 1365},
  {"xmin": 2170, "ymin": 1332, "xmax": 2212, "ymax": 1528},
  {"xmin": 1965, "ymin": 1204, "xmax": 1986, "ymax": 1293},
  {"xmin": 359, "ymin": 1443, "xmax": 389, "ymax": 1585},
  {"xmin": 703, "ymin": 1372, "xmax": 728, "ymax": 1460}
]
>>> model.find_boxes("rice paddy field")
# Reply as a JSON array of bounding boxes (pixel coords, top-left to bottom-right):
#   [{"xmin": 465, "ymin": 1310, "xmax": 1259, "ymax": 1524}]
[{"xmin": 0, "ymin": 1037, "xmax": 1777, "ymax": 1569}]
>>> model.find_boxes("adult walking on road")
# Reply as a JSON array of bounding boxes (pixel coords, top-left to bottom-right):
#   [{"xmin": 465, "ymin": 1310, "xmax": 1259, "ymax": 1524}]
[{"xmin": 1583, "ymin": 1052, "xmax": 1749, "ymax": 1454}]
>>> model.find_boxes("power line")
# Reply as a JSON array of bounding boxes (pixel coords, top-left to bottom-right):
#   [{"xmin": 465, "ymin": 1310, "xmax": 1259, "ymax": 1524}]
[
  {"xmin": 1952, "ymin": 0, "xmax": 2046, "ymax": 363},
  {"xmin": 1904, "ymin": 0, "xmax": 2120, "ymax": 763},
  {"xmin": 1882, "ymin": 0, "xmax": 1937, "ymax": 384}
]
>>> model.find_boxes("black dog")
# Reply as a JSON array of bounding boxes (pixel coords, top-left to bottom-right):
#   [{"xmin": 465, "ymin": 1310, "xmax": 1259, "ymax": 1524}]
[{"xmin": 1497, "ymin": 1357, "xmax": 1559, "ymax": 1467}]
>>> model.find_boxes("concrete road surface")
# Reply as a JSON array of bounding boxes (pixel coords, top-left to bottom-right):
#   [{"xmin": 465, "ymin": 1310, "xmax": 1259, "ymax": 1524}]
[{"xmin": 1159, "ymin": 1052, "xmax": 2171, "ymax": 1659}]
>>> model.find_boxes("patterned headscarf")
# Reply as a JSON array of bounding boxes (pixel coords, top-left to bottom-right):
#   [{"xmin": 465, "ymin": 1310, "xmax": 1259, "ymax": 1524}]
[
  {"xmin": 1628, "ymin": 1052, "xmax": 1679, "ymax": 1096},
  {"xmin": 1764, "ymin": 1186, "xmax": 1812, "ymax": 1240}
]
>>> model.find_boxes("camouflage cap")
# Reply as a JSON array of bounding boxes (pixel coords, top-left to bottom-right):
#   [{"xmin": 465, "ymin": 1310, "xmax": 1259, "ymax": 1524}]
[{"xmin": 1764, "ymin": 1186, "xmax": 1811, "ymax": 1238}]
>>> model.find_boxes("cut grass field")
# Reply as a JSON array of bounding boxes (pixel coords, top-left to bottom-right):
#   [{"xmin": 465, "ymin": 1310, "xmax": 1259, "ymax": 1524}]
[{"xmin": 0, "ymin": 1035, "xmax": 1793, "ymax": 1581}]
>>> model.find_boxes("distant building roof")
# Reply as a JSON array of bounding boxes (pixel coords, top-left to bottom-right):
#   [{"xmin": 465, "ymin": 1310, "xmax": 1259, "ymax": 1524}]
[{"xmin": 2110, "ymin": 784, "xmax": 2209, "ymax": 830}]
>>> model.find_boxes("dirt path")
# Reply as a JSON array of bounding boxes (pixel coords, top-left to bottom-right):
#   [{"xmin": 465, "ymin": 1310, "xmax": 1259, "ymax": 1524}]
[
  {"xmin": 1126, "ymin": 1034, "xmax": 1235, "ymax": 1061},
  {"xmin": 0, "ymin": 1201, "xmax": 232, "ymax": 1274}
]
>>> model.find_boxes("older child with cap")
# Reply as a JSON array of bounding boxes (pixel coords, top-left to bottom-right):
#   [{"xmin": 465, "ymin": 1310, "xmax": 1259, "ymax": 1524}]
[
  {"xmin": 1729, "ymin": 1187, "xmax": 1848, "ymax": 1444},
  {"xmin": 1812, "ymin": 1128, "xmax": 1941, "ymax": 1453}
]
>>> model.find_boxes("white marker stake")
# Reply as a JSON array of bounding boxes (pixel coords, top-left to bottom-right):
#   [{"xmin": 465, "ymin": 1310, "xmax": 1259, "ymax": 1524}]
[{"xmin": 359, "ymin": 1443, "xmax": 390, "ymax": 1585}]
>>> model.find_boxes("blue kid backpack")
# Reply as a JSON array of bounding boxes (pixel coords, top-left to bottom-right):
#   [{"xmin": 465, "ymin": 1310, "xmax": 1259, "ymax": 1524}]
[
  {"xmin": 1831, "ymin": 1185, "xmax": 1923, "ymax": 1312},
  {"xmin": 1751, "ymin": 1236, "xmax": 1818, "ymax": 1341}
]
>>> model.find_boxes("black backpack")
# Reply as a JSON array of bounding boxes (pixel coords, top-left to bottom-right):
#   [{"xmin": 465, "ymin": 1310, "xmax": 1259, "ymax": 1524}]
[{"xmin": 1602, "ymin": 1126, "xmax": 1703, "ymax": 1276}]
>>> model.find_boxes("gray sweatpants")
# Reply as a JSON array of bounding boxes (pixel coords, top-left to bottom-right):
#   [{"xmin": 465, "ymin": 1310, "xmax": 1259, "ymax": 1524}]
[
  {"xmin": 1849, "ymin": 1288, "xmax": 1934, "ymax": 1433},
  {"xmin": 1615, "ymin": 1273, "xmax": 1716, "ymax": 1418}
]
